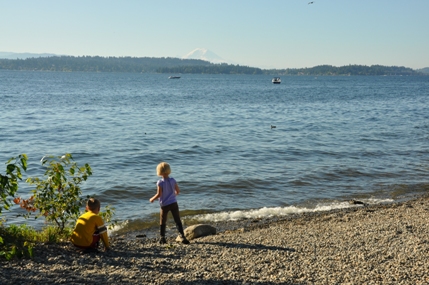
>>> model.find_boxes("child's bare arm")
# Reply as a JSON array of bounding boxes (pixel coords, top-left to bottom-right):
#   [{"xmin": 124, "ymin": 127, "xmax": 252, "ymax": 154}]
[
  {"xmin": 100, "ymin": 231, "xmax": 110, "ymax": 251},
  {"xmin": 175, "ymin": 183, "xmax": 180, "ymax": 195},
  {"xmin": 150, "ymin": 186, "xmax": 162, "ymax": 203}
]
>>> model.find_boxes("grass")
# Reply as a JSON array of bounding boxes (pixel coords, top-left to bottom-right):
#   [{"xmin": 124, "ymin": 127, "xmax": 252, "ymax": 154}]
[{"xmin": 0, "ymin": 222, "xmax": 72, "ymax": 260}]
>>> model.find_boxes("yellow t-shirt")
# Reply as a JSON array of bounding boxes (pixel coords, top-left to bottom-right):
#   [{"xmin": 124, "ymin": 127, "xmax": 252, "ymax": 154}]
[{"xmin": 71, "ymin": 211, "xmax": 109, "ymax": 249}]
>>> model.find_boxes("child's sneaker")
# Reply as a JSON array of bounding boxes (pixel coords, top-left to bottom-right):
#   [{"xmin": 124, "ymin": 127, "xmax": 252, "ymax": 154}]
[
  {"xmin": 159, "ymin": 237, "xmax": 167, "ymax": 244},
  {"xmin": 181, "ymin": 237, "xmax": 190, "ymax": 244}
]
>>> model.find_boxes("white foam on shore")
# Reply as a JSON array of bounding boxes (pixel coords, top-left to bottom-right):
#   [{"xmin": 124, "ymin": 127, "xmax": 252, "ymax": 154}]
[
  {"xmin": 194, "ymin": 198, "xmax": 394, "ymax": 223},
  {"xmin": 108, "ymin": 220, "xmax": 129, "ymax": 234},
  {"xmin": 108, "ymin": 198, "xmax": 395, "ymax": 233}
]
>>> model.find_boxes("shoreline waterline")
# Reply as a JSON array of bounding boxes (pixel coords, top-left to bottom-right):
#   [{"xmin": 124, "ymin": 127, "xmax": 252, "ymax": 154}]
[{"xmin": 114, "ymin": 194, "xmax": 412, "ymax": 240}]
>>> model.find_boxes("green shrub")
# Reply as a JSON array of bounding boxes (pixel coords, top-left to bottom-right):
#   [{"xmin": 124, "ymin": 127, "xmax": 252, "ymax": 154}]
[
  {"xmin": 0, "ymin": 224, "xmax": 35, "ymax": 260},
  {"xmin": 0, "ymin": 154, "xmax": 27, "ymax": 214},
  {"xmin": 1, "ymin": 154, "xmax": 117, "ymax": 260},
  {"xmin": 0, "ymin": 224, "xmax": 76, "ymax": 260},
  {"xmin": 98, "ymin": 204, "xmax": 117, "ymax": 230},
  {"xmin": 24, "ymin": 153, "xmax": 93, "ymax": 234}
]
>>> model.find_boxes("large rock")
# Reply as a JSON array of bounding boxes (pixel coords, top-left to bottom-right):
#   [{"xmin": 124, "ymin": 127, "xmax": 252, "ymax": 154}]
[{"xmin": 176, "ymin": 224, "xmax": 216, "ymax": 241}]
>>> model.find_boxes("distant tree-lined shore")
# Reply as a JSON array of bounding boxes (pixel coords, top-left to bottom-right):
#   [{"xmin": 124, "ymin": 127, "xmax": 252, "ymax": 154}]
[{"xmin": 0, "ymin": 56, "xmax": 425, "ymax": 76}]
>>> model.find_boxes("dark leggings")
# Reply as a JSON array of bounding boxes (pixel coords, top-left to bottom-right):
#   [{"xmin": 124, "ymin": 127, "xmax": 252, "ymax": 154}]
[{"xmin": 160, "ymin": 202, "xmax": 181, "ymax": 225}]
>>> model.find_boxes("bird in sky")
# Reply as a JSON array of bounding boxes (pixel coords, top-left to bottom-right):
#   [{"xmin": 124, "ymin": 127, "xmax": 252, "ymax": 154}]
[{"xmin": 308, "ymin": 1, "xmax": 314, "ymax": 4}]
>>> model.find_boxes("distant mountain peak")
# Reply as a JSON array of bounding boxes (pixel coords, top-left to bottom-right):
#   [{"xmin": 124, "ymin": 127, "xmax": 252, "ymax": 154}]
[
  {"xmin": 0, "ymin": 51, "xmax": 58, "ymax": 59},
  {"xmin": 182, "ymin": 48, "xmax": 227, "ymax": 64}
]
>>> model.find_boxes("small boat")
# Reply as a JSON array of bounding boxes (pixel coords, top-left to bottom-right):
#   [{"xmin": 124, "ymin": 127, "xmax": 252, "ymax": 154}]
[
  {"xmin": 168, "ymin": 76, "xmax": 181, "ymax": 79},
  {"xmin": 272, "ymin": 77, "xmax": 281, "ymax": 84}
]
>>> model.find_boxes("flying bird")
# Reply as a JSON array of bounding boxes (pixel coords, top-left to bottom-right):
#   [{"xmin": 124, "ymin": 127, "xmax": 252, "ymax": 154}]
[{"xmin": 308, "ymin": 1, "xmax": 314, "ymax": 4}]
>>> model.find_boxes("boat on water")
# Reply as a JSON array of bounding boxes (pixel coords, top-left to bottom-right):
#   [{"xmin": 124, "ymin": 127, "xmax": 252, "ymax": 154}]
[
  {"xmin": 272, "ymin": 77, "xmax": 281, "ymax": 84},
  {"xmin": 168, "ymin": 76, "xmax": 181, "ymax": 79}
]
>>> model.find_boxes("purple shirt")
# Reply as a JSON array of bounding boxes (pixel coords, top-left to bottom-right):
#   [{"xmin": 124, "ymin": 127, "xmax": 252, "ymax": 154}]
[{"xmin": 157, "ymin": 177, "xmax": 177, "ymax": 207}]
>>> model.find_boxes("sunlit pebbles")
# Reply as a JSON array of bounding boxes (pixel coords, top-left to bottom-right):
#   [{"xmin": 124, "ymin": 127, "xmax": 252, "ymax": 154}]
[{"xmin": 2, "ymin": 194, "xmax": 429, "ymax": 284}]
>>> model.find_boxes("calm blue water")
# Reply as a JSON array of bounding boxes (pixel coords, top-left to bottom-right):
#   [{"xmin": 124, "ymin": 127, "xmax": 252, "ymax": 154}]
[{"xmin": 1, "ymin": 70, "xmax": 429, "ymax": 233}]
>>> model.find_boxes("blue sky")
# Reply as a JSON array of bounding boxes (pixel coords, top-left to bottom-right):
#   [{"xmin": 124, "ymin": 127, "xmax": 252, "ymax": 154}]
[{"xmin": 1, "ymin": 0, "xmax": 428, "ymax": 69}]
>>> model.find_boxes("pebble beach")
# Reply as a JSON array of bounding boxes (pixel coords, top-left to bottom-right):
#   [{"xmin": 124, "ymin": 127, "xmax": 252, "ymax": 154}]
[{"xmin": 2, "ymin": 194, "xmax": 429, "ymax": 285}]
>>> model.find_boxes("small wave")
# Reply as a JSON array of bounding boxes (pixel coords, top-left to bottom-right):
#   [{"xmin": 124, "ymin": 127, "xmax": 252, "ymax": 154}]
[
  {"xmin": 108, "ymin": 220, "xmax": 129, "ymax": 234},
  {"xmin": 192, "ymin": 198, "xmax": 394, "ymax": 223}
]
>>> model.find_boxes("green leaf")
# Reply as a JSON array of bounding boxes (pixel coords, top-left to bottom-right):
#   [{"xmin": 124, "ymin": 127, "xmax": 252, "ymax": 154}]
[
  {"xmin": 21, "ymin": 157, "xmax": 27, "ymax": 171},
  {"xmin": 6, "ymin": 164, "xmax": 15, "ymax": 174}
]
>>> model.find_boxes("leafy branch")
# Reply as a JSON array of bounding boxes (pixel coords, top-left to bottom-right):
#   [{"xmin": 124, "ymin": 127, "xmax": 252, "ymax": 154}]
[{"xmin": 0, "ymin": 154, "xmax": 27, "ymax": 214}]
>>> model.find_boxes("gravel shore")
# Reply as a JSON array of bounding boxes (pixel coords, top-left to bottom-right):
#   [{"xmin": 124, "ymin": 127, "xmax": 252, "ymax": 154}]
[{"xmin": 2, "ymin": 195, "xmax": 429, "ymax": 284}]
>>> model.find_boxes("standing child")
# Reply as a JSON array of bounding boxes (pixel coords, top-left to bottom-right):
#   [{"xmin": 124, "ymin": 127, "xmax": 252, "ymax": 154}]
[
  {"xmin": 71, "ymin": 198, "xmax": 110, "ymax": 252},
  {"xmin": 150, "ymin": 162, "xmax": 190, "ymax": 244}
]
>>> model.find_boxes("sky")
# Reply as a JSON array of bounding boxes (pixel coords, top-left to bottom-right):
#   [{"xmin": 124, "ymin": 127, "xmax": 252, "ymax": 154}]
[{"xmin": 1, "ymin": 0, "xmax": 428, "ymax": 69}]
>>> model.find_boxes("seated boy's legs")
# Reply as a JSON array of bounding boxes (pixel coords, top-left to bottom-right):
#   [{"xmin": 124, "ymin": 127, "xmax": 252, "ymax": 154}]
[
  {"xmin": 90, "ymin": 232, "xmax": 101, "ymax": 249},
  {"xmin": 73, "ymin": 232, "xmax": 101, "ymax": 252}
]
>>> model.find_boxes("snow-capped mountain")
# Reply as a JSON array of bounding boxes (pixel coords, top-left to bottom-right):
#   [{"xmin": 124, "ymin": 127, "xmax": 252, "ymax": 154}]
[
  {"xmin": 182, "ymin": 48, "xmax": 228, "ymax": 64},
  {"xmin": 0, "ymin": 52, "xmax": 58, "ymax": 59}
]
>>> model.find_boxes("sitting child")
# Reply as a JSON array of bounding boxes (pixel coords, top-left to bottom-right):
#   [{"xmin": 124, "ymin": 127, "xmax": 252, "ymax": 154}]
[{"xmin": 71, "ymin": 198, "xmax": 110, "ymax": 252}]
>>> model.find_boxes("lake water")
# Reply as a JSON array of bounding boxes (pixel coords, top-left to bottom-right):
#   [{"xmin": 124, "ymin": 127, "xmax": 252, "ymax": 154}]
[{"xmin": 1, "ymin": 70, "xmax": 428, "ymax": 234}]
